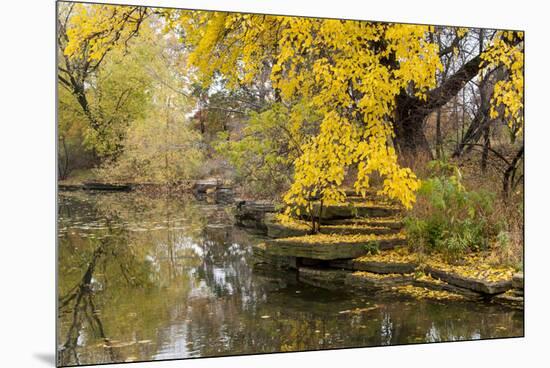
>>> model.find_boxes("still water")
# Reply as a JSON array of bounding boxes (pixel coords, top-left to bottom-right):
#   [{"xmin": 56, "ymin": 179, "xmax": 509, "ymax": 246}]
[{"xmin": 57, "ymin": 191, "xmax": 523, "ymax": 366}]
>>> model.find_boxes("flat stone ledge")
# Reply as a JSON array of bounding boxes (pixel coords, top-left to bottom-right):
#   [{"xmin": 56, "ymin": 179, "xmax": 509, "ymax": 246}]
[
  {"xmin": 426, "ymin": 267, "xmax": 512, "ymax": 295},
  {"xmin": 265, "ymin": 216, "xmax": 309, "ymax": 238},
  {"xmin": 313, "ymin": 204, "xmax": 402, "ymax": 220},
  {"xmin": 512, "ymin": 272, "xmax": 524, "ymax": 289},
  {"xmin": 320, "ymin": 225, "xmax": 399, "ymax": 236},
  {"xmin": 353, "ymin": 260, "xmax": 417, "ymax": 274},
  {"xmin": 345, "ymin": 271, "xmax": 413, "ymax": 290},
  {"xmin": 412, "ymin": 278, "xmax": 483, "ymax": 300},
  {"xmin": 492, "ymin": 290, "xmax": 524, "ymax": 309},
  {"xmin": 192, "ymin": 179, "xmax": 220, "ymax": 193},
  {"xmin": 298, "ymin": 267, "xmax": 350, "ymax": 290},
  {"xmin": 324, "ymin": 218, "xmax": 404, "ymax": 229},
  {"xmin": 234, "ymin": 200, "xmax": 277, "ymax": 232},
  {"xmin": 265, "ymin": 237, "xmax": 406, "ymax": 261},
  {"xmin": 252, "ymin": 243, "xmax": 298, "ymax": 269},
  {"xmin": 82, "ymin": 182, "xmax": 133, "ymax": 191},
  {"xmin": 265, "ymin": 221, "xmax": 399, "ymax": 239}
]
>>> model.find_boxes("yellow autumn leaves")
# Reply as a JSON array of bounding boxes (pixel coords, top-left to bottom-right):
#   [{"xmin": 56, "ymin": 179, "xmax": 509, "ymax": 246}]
[
  {"xmin": 62, "ymin": 5, "xmax": 524, "ymax": 216},
  {"xmin": 63, "ymin": 3, "xmax": 148, "ymax": 62},
  {"xmin": 481, "ymin": 30, "xmax": 524, "ymax": 137},
  {"xmin": 269, "ymin": 20, "xmax": 441, "ymax": 211},
  {"xmin": 169, "ymin": 13, "xmax": 439, "ymax": 211}
]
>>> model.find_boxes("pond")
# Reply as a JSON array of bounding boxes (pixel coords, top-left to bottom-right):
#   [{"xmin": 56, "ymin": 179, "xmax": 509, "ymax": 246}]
[{"xmin": 57, "ymin": 191, "xmax": 523, "ymax": 366}]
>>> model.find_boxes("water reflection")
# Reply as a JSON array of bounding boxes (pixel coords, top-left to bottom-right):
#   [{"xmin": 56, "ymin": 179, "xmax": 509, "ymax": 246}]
[{"xmin": 57, "ymin": 191, "xmax": 523, "ymax": 366}]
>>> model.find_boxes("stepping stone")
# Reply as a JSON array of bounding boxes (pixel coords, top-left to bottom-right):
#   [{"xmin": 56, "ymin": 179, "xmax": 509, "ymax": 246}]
[
  {"xmin": 265, "ymin": 216, "xmax": 399, "ymax": 239},
  {"xmin": 82, "ymin": 182, "xmax": 133, "ymax": 191},
  {"xmin": 298, "ymin": 267, "xmax": 350, "ymax": 290},
  {"xmin": 192, "ymin": 179, "xmax": 219, "ymax": 193},
  {"xmin": 492, "ymin": 290, "xmax": 524, "ymax": 309},
  {"xmin": 252, "ymin": 243, "xmax": 298, "ymax": 269},
  {"xmin": 320, "ymin": 225, "xmax": 399, "ymax": 236},
  {"xmin": 323, "ymin": 217, "xmax": 403, "ymax": 229},
  {"xmin": 234, "ymin": 200, "xmax": 277, "ymax": 233},
  {"xmin": 342, "ymin": 189, "xmax": 379, "ymax": 197},
  {"xmin": 330, "ymin": 248, "xmax": 418, "ymax": 274},
  {"xmin": 346, "ymin": 271, "xmax": 413, "ymax": 289},
  {"xmin": 313, "ymin": 203, "xmax": 402, "ymax": 219},
  {"xmin": 265, "ymin": 220, "xmax": 309, "ymax": 238},
  {"xmin": 265, "ymin": 234, "xmax": 407, "ymax": 260},
  {"xmin": 425, "ymin": 267, "xmax": 512, "ymax": 295},
  {"xmin": 512, "ymin": 272, "xmax": 524, "ymax": 289},
  {"xmin": 412, "ymin": 275, "xmax": 483, "ymax": 299},
  {"xmin": 353, "ymin": 259, "xmax": 417, "ymax": 274}
]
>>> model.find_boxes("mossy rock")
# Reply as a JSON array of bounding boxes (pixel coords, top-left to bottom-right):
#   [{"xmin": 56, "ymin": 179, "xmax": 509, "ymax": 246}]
[
  {"xmin": 265, "ymin": 219, "xmax": 398, "ymax": 239},
  {"xmin": 234, "ymin": 200, "xmax": 277, "ymax": 233},
  {"xmin": 323, "ymin": 217, "xmax": 404, "ymax": 229},
  {"xmin": 320, "ymin": 225, "xmax": 399, "ymax": 236},
  {"xmin": 492, "ymin": 290, "xmax": 524, "ymax": 309},
  {"xmin": 252, "ymin": 243, "xmax": 298, "ymax": 269},
  {"xmin": 342, "ymin": 189, "xmax": 379, "ymax": 197},
  {"xmin": 329, "ymin": 258, "xmax": 417, "ymax": 274},
  {"xmin": 314, "ymin": 203, "xmax": 402, "ymax": 219},
  {"xmin": 265, "ymin": 217, "xmax": 309, "ymax": 238},
  {"xmin": 327, "ymin": 259, "xmax": 355, "ymax": 270},
  {"xmin": 345, "ymin": 271, "xmax": 413, "ymax": 289},
  {"xmin": 412, "ymin": 277, "xmax": 483, "ymax": 300},
  {"xmin": 512, "ymin": 272, "xmax": 524, "ymax": 290},
  {"xmin": 298, "ymin": 267, "xmax": 350, "ymax": 290},
  {"xmin": 265, "ymin": 235, "xmax": 406, "ymax": 260},
  {"xmin": 82, "ymin": 181, "xmax": 133, "ymax": 191},
  {"xmin": 353, "ymin": 260, "xmax": 417, "ymax": 274},
  {"xmin": 426, "ymin": 267, "xmax": 512, "ymax": 295}
]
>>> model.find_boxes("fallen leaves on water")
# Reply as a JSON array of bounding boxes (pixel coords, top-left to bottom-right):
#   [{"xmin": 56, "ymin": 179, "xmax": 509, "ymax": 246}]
[
  {"xmin": 353, "ymin": 271, "xmax": 413, "ymax": 280},
  {"xmin": 103, "ymin": 341, "xmax": 137, "ymax": 348},
  {"xmin": 392, "ymin": 285, "xmax": 464, "ymax": 301},
  {"xmin": 338, "ymin": 306, "xmax": 378, "ymax": 315}
]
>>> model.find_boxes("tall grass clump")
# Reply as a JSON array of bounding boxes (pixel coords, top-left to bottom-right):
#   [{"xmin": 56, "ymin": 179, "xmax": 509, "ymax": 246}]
[{"xmin": 405, "ymin": 160, "xmax": 498, "ymax": 261}]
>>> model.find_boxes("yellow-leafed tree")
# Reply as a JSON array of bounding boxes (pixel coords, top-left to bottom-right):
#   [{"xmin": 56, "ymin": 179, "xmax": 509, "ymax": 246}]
[{"xmin": 61, "ymin": 5, "xmax": 524, "ymax": 222}]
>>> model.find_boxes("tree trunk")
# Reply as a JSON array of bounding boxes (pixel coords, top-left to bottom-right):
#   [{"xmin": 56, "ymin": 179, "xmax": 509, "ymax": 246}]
[
  {"xmin": 435, "ymin": 108, "xmax": 443, "ymax": 159},
  {"xmin": 393, "ymin": 93, "xmax": 433, "ymax": 161},
  {"xmin": 481, "ymin": 125, "xmax": 490, "ymax": 173},
  {"xmin": 503, "ymin": 146, "xmax": 524, "ymax": 198}
]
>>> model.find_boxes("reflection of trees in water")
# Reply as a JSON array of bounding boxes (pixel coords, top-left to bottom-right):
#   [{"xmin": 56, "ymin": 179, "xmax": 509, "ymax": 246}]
[
  {"xmin": 58, "ymin": 192, "xmax": 523, "ymax": 365},
  {"xmin": 177, "ymin": 287, "xmax": 523, "ymax": 357},
  {"xmin": 194, "ymin": 226, "xmax": 252, "ymax": 298},
  {"xmin": 58, "ymin": 226, "xmax": 126, "ymax": 365},
  {"xmin": 57, "ymin": 192, "xmax": 210, "ymax": 365}
]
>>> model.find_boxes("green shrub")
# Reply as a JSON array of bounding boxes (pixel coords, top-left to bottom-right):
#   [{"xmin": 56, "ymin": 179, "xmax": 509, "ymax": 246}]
[
  {"xmin": 405, "ymin": 161, "xmax": 496, "ymax": 261},
  {"xmin": 363, "ymin": 240, "xmax": 380, "ymax": 255}
]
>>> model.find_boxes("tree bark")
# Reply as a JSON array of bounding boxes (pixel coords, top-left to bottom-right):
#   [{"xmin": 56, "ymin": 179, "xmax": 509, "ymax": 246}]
[
  {"xmin": 481, "ymin": 125, "xmax": 490, "ymax": 173},
  {"xmin": 393, "ymin": 54, "xmax": 483, "ymax": 159},
  {"xmin": 435, "ymin": 108, "xmax": 443, "ymax": 159},
  {"xmin": 503, "ymin": 145, "xmax": 524, "ymax": 198}
]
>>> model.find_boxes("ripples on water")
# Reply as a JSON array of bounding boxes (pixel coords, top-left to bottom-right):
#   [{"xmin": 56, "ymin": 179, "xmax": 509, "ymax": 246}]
[{"xmin": 57, "ymin": 191, "xmax": 523, "ymax": 366}]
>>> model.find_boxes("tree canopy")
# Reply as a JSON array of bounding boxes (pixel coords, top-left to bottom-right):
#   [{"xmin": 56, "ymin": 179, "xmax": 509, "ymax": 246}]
[{"xmin": 59, "ymin": 3, "xmax": 524, "ymax": 212}]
